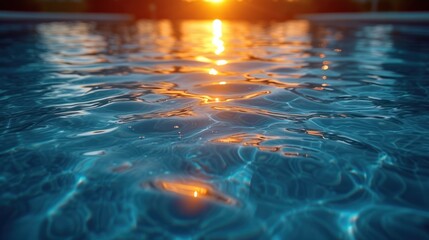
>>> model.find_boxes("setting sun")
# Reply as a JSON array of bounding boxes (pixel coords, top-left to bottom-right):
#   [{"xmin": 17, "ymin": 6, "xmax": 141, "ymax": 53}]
[{"xmin": 204, "ymin": 0, "xmax": 224, "ymax": 3}]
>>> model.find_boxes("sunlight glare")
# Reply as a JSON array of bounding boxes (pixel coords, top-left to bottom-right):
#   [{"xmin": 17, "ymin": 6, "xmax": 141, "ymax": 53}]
[
  {"xmin": 205, "ymin": 0, "xmax": 224, "ymax": 3},
  {"xmin": 161, "ymin": 181, "xmax": 208, "ymax": 198},
  {"xmin": 212, "ymin": 19, "xmax": 224, "ymax": 55},
  {"xmin": 216, "ymin": 60, "xmax": 228, "ymax": 65},
  {"xmin": 209, "ymin": 68, "xmax": 219, "ymax": 75}
]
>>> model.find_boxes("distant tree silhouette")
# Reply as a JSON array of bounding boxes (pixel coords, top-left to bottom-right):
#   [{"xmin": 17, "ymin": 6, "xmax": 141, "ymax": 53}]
[
  {"xmin": 0, "ymin": 0, "xmax": 39, "ymax": 11},
  {"xmin": 306, "ymin": 0, "xmax": 360, "ymax": 13}
]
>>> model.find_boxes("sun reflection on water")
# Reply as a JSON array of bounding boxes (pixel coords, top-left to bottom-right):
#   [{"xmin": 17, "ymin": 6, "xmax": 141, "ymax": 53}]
[
  {"xmin": 212, "ymin": 19, "xmax": 224, "ymax": 55},
  {"xmin": 144, "ymin": 179, "xmax": 237, "ymax": 205},
  {"xmin": 19, "ymin": 18, "xmax": 426, "ymax": 239},
  {"xmin": 161, "ymin": 181, "xmax": 209, "ymax": 198},
  {"xmin": 209, "ymin": 68, "xmax": 219, "ymax": 75},
  {"xmin": 193, "ymin": 19, "xmax": 229, "ymax": 75},
  {"xmin": 216, "ymin": 59, "xmax": 228, "ymax": 65}
]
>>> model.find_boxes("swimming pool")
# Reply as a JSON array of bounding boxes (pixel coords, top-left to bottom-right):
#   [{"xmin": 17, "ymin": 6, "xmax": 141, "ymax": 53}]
[{"xmin": 1, "ymin": 19, "xmax": 428, "ymax": 239}]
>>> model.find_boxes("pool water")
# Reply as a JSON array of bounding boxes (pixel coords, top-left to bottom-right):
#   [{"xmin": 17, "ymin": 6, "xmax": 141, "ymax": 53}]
[{"xmin": 1, "ymin": 19, "xmax": 429, "ymax": 239}]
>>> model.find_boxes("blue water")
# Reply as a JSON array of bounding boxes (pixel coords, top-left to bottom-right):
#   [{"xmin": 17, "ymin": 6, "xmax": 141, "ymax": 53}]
[{"xmin": 1, "ymin": 19, "xmax": 429, "ymax": 239}]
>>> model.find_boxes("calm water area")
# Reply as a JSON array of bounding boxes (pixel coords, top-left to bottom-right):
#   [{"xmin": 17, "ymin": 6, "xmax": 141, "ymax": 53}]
[{"xmin": 1, "ymin": 19, "xmax": 429, "ymax": 239}]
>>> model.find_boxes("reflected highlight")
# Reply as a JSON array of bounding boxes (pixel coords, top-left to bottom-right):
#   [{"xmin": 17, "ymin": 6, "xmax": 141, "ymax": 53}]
[
  {"xmin": 212, "ymin": 19, "xmax": 224, "ymax": 55},
  {"xmin": 209, "ymin": 68, "xmax": 219, "ymax": 75},
  {"xmin": 144, "ymin": 179, "xmax": 237, "ymax": 205},
  {"xmin": 216, "ymin": 59, "xmax": 228, "ymax": 65},
  {"xmin": 161, "ymin": 181, "xmax": 208, "ymax": 198},
  {"xmin": 212, "ymin": 133, "xmax": 281, "ymax": 153}
]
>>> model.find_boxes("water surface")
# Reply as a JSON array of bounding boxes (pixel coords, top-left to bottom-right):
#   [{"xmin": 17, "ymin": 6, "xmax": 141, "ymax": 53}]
[{"xmin": 1, "ymin": 19, "xmax": 429, "ymax": 239}]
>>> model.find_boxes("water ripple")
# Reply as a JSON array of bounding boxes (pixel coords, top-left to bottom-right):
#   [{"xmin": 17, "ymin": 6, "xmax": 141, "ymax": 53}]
[{"xmin": 1, "ymin": 19, "xmax": 429, "ymax": 239}]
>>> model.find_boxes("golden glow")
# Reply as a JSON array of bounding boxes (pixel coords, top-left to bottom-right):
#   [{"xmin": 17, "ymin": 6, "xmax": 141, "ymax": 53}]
[
  {"xmin": 153, "ymin": 179, "xmax": 237, "ymax": 205},
  {"xmin": 152, "ymin": 83, "xmax": 267, "ymax": 104},
  {"xmin": 307, "ymin": 130, "xmax": 324, "ymax": 138},
  {"xmin": 219, "ymin": 81, "xmax": 226, "ymax": 85},
  {"xmin": 94, "ymin": 78, "xmax": 296, "ymax": 106},
  {"xmin": 209, "ymin": 68, "xmax": 219, "ymax": 75},
  {"xmin": 199, "ymin": 19, "xmax": 228, "ymax": 77},
  {"xmin": 205, "ymin": 0, "xmax": 224, "ymax": 3},
  {"xmin": 195, "ymin": 58, "xmax": 228, "ymax": 66},
  {"xmin": 216, "ymin": 59, "xmax": 228, "ymax": 65},
  {"xmin": 258, "ymin": 146, "xmax": 280, "ymax": 152},
  {"xmin": 195, "ymin": 56, "xmax": 212, "ymax": 63},
  {"xmin": 212, "ymin": 19, "xmax": 224, "ymax": 55},
  {"xmin": 213, "ymin": 136, "xmax": 243, "ymax": 144},
  {"xmin": 322, "ymin": 65, "xmax": 329, "ymax": 70},
  {"xmin": 161, "ymin": 181, "xmax": 209, "ymax": 198},
  {"xmin": 212, "ymin": 133, "xmax": 272, "ymax": 146},
  {"xmin": 212, "ymin": 133, "xmax": 282, "ymax": 153}
]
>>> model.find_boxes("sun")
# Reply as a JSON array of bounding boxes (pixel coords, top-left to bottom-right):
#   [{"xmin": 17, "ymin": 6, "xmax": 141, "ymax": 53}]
[{"xmin": 204, "ymin": 0, "xmax": 224, "ymax": 3}]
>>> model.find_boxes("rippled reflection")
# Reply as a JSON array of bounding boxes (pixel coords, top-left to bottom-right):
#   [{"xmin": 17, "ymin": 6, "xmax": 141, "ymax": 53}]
[
  {"xmin": 212, "ymin": 19, "xmax": 224, "ymax": 55},
  {"xmin": 143, "ymin": 179, "xmax": 236, "ymax": 205},
  {"xmin": 1, "ymin": 18, "xmax": 429, "ymax": 240}
]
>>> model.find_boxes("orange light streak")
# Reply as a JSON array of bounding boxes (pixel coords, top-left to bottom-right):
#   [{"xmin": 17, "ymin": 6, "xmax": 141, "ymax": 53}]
[{"xmin": 161, "ymin": 181, "xmax": 209, "ymax": 198}]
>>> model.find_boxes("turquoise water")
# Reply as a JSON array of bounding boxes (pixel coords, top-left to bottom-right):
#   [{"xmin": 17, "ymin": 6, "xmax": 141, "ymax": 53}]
[{"xmin": 1, "ymin": 19, "xmax": 429, "ymax": 239}]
